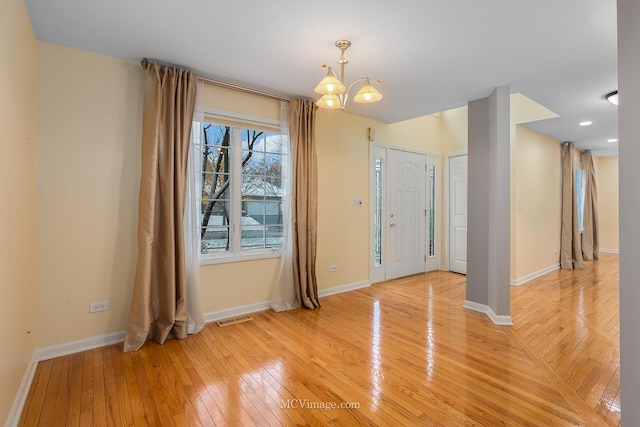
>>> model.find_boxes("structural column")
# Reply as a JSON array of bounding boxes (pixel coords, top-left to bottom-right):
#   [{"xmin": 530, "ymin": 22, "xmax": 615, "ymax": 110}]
[
  {"xmin": 464, "ymin": 86, "xmax": 512, "ymax": 325},
  {"xmin": 617, "ymin": 0, "xmax": 640, "ymax": 424}
]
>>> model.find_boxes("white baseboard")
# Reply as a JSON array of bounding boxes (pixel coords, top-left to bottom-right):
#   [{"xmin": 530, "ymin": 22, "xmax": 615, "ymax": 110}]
[
  {"xmin": 5, "ymin": 354, "xmax": 38, "ymax": 427},
  {"xmin": 600, "ymin": 248, "xmax": 619, "ymax": 254},
  {"xmin": 202, "ymin": 280, "xmax": 371, "ymax": 322},
  {"xmin": 510, "ymin": 263, "xmax": 560, "ymax": 286},
  {"xmin": 319, "ymin": 280, "xmax": 371, "ymax": 297},
  {"xmin": 463, "ymin": 300, "xmax": 513, "ymax": 326},
  {"xmin": 6, "ymin": 279, "xmax": 371, "ymax": 427},
  {"xmin": 35, "ymin": 330, "xmax": 126, "ymax": 362},
  {"xmin": 203, "ymin": 300, "xmax": 271, "ymax": 324}
]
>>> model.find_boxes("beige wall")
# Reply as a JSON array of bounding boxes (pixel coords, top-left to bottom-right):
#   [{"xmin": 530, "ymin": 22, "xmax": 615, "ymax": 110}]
[
  {"xmin": 440, "ymin": 107, "xmax": 469, "ymax": 154},
  {"xmin": 316, "ymin": 110, "xmax": 385, "ymax": 288},
  {"xmin": 377, "ymin": 113, "xmax": 441, "ymax": 153},
  {"xmin": 597, "ymin": 156, "xmax": 619, "ymax": 251},
  {"xmin": 0, "ymin": 0, "xmax": 37, "ymax": 422},
  {"xmin": 36, "ymin": 42, "xmax": 144, "ymax": 347},
  {"xmin": 513, "ymin": 126, "xmax": 562, "ymax": 280}
]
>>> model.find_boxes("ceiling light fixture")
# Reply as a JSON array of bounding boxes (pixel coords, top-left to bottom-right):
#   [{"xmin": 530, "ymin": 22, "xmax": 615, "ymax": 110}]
[
  {"xmin": 608, "ymin": 138, "xmax": 618, "ymax": 143},
  {"xmin": 579, "ymin": 121, "xmax": 592, "ymax": 126},
  {"xmin": 605, "ymin": 90, "xmax": 619, "ymax": 106},
  {"xmin": 314, "ymin": 40, "xmax": 383, "ymax": 110}
]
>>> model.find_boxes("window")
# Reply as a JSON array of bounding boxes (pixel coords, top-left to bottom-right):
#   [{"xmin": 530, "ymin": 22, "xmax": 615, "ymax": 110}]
[
  {"xmin": 575, "ymin": 168, "xmax": 586, "ymax": 232},
  {"xmin": 195, "ymin": 118, "xmax": 287, "ymax": 261}
]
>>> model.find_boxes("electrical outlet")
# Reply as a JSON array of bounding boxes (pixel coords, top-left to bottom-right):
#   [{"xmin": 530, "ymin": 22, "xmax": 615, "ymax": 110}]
[
  {"xmin": 89, "ymin": 301, "xmax": 109, "ymax": 313},
  {"xmin": 329, "ymin": 265, "xmax": 338, "ymax": 272}
]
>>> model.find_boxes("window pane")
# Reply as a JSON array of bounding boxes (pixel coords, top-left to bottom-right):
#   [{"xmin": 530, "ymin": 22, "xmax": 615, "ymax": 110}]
[
  {"xmin": 374, "ymin": 158, "xmax": 383, "ymax": 266},
  {"xmin": 244, "ymin": 200, "xmax": 265, "ymax": 220},
  {"xmin": 266, "ymin": 225, "xmax": 283, "ymax": 247},
  {"xmin": 265, "ymin": 201, "xmax": 283, "ymax": 224},
  {"xmin": 429, "ymin": 165, "xmax": 436, "ymax": 257},
  {"xmin": 241, "ymin": 220, "xmax": 266, "ymax": 249},
  {"xmin": 199, "ymin": 123, "xmax": 233, "ymax": 255},
  {"xmin": 201, "ymin": 226, "xmax": 230, "ymax": 253},
  {"xmin": 239, "ymin": 127, "xmax": 284, "ymax": 251},
  {"xmin": 200, "ymin": 197, "xmax": 231, "ymax": 253},
  {"xmin": 242, "ymin": 150, "xmax": 267, "ymax": 176}
]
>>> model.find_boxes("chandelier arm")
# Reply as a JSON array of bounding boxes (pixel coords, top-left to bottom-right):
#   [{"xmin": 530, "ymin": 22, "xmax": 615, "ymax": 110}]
[
  {"xmin": 337, "ymin": 78, "xmax": 371, "ymax": 109},
  {"xmin": 345, "ymin": 77, "xmax": 368, "ymax": 95}
]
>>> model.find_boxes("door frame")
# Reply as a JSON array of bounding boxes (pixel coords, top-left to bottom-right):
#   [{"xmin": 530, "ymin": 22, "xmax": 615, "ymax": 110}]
[
  {"xmin": 369, "ymin": 142, "xmax": 440, "ymax": 283},
  {"xmin": 443, "ymin": 151, "xmax": 468, "ymax": 272}
]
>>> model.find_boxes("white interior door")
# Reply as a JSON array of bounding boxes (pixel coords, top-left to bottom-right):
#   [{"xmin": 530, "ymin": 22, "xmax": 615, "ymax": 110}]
[
  {"xmin": 386, "ymin": 149, "xmax": 426, "ymax": 280},
  {"xmin": 449, "ymin": 155, "xmax": 467, "ymax": 274}
]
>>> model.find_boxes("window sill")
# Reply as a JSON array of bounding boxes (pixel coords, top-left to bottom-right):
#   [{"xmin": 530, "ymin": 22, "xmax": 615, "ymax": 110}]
[{"xmin": 199, "ymin": 249, "xmax": 282, "ymax": 266}]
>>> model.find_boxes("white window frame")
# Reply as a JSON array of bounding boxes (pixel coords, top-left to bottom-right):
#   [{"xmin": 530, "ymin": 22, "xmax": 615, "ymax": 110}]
[{"xmin": 195, "ymin": 109, "xmax": 287, "ymax": 265}]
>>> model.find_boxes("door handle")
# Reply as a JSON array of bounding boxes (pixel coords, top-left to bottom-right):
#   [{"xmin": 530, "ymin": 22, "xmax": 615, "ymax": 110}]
[{"xmin": 390, "ymin": 223, "xmax": 396, "ymax": 227}]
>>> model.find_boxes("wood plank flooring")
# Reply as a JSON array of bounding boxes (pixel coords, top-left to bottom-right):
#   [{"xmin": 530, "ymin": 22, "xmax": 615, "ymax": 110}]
[{"xmin": 19, "ymin": 253, "xmax": 620, "ymax": 426}]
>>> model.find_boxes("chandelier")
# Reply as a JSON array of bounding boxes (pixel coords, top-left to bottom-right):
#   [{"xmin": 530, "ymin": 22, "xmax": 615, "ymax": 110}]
[{"xmin": 314, "ymin": 40, "xmax": 383, "ymax": 110}]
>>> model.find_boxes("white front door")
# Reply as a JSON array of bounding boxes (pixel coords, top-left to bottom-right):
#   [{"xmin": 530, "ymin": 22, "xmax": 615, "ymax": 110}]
[
  {"xmin": 449, "ymin": 154, "xmax": 467, "ymax": 274},
  {"xmin": 386, "ymin": 149, "xmax": 426, "ymax": 280}
]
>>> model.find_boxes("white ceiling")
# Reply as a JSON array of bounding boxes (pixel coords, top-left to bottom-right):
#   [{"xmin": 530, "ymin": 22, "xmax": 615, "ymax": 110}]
[{"xmin": 25, "ymin": 0, "xmax": 619, "ymax": 156}]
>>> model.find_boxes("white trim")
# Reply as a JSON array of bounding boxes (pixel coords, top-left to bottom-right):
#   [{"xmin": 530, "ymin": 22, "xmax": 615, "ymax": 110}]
[
  {"xmin": 203, "ymin": 300, "xmax": 271, "ymax": 324},
  {"xmin": 204, "ymin": 280, "xmax": 371, "ymax": 321},
  {"xmin": 36, "ymin": 330, "xmax": 126, "ymax": 362},
  {"xmin": 318, "ymin": 280, "xmax": 371, "ymax": 297},
  {"xmin": 5, "ymin": 355, "xmax": 38, "ymax": 427},
  {"xmin": 463, "ymin": 300, "xmax": 514, "ymax": 326},
  {"xmin": 200, "ymin": 250, "xmax": 281, "ymax": 266},
  {"xmin": 510, "ymin": 263, "xmax": 560, "ymax": 286},
  {"xmin": 600, "ymin": 248, "xmax": 619, "ymax": 254}
]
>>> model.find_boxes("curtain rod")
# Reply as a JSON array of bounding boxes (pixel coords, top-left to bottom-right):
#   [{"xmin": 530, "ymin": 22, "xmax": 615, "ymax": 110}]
[{"xmin": 141, "ymin": 58, "xmax": 291, "ymax": 102}]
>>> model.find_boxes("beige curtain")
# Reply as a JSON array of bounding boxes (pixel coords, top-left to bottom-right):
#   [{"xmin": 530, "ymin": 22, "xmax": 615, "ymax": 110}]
[
  {"xmin": 581, "ymin": 151, "xmax": 599, "ymax": 260},
  {"xmin": 560, "ymin": 143, "xmax": 583, "ymax": 269},
  {"xmin": 290, "ymin": 99, "xmax": 320, "ymax": 309},
  {"xmin": 124, "ymin": 62, "xmax": 198, "ymax": 352}
]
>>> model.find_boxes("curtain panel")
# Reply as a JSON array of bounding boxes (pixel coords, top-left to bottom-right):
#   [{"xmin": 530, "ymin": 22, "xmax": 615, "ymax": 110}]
[
  {"xmin": 290, "ymin": 99, "xmax": 320, "ymax": 309},
  {"xmin": 560, "ymin": 143, "xmax": 583, "ymax": 269},
  {"xmin": 270, "ymin": 101, "xmax": 297, "ymax": 311},
  {"xmin": 581, "ymin": 151, "xmax": 599, "ymax": 261},
  {"xmin": 124, "ymin": 62, "xmax": 199, "ymax": 352},
  {"xmin": 560, "ymin": 143, "xmax": 599, "ymax": 270}
]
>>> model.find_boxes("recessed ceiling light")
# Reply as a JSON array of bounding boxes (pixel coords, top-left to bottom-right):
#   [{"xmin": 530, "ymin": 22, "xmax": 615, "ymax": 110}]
[
  {"xmin": 608, "ymin": 138, "xmax": 618, "ymax": 143},
  {"xmin": 579, "ymin": 121, "xmax": 592, "ymax": 126}
]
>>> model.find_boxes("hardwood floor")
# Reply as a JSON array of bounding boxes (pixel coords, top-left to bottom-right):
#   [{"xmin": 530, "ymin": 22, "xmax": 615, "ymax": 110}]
[{"xmin": 19, "ymin": 253, "xmax": 620, "ymax": 426}]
